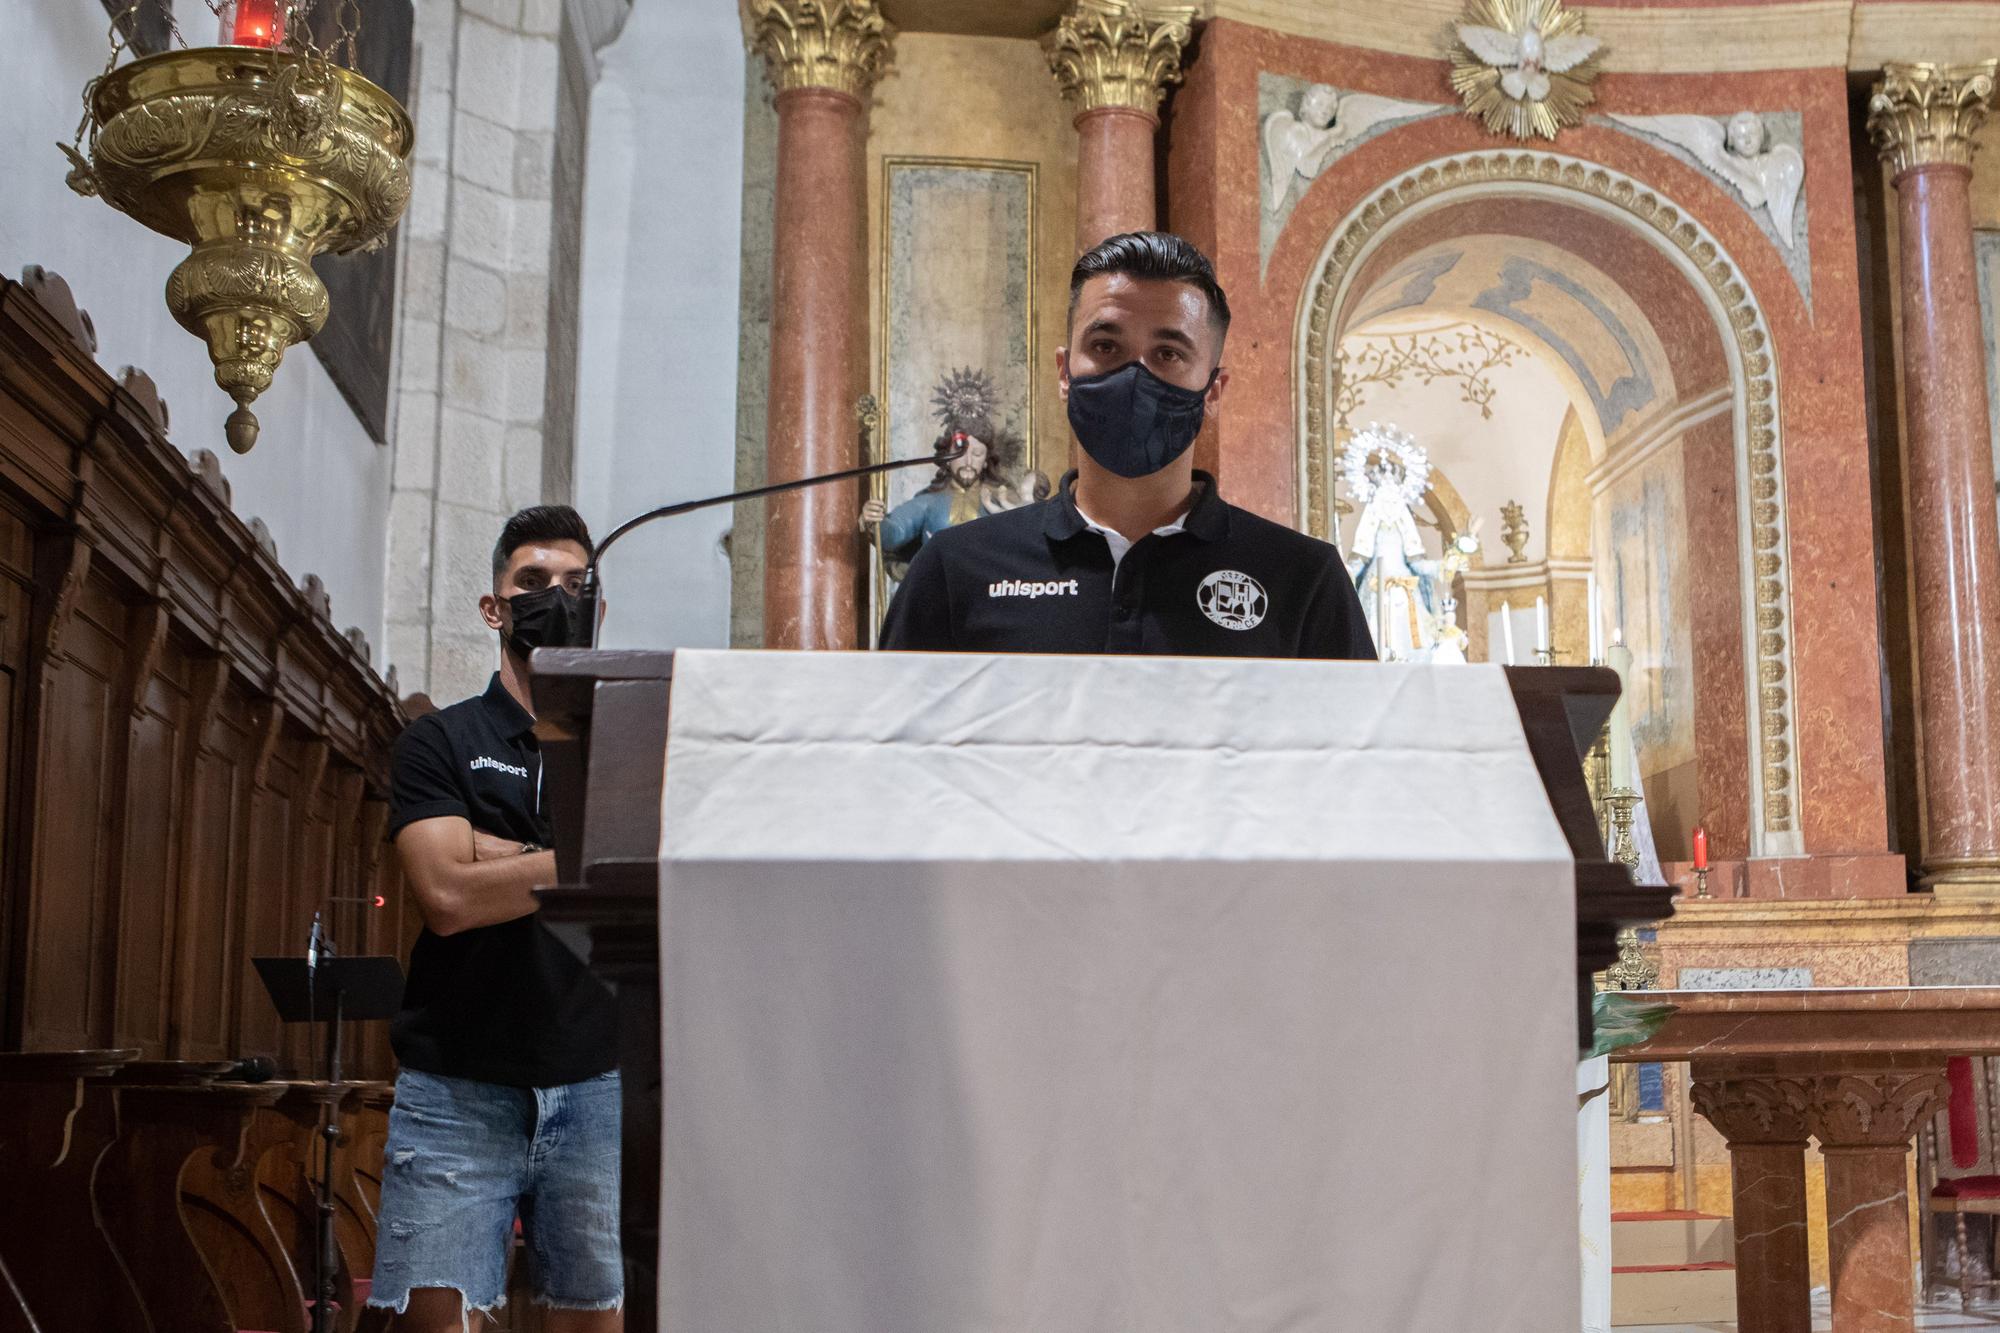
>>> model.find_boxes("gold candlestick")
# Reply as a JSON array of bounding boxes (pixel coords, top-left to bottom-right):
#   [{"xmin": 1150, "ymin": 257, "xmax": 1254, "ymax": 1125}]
[
  {"xmin": 1606, "ymin": 786, "xmax": 1643, "ymax": 871},
  {"xmin": 1693, "ymin": 865, "xmax": 1712, "ymax": 899}
]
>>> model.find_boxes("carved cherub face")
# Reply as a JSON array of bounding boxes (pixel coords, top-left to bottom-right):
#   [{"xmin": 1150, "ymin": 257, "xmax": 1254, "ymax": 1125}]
[
  {"xmin": 1726, "ymin": 111, "xmax": 1766, "ymax": 158},
  {"xmin": 1299, "ymin": 85, "xmax": 1339, "ymax": 130}
]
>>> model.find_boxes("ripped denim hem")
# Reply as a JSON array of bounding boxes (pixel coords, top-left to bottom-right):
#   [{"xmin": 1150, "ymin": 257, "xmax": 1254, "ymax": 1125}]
[
  {"xmin": 532, "ymin": 1292, "xmax": 625, "ymax": 1312},
  {"xmin": 364, "ymin": 1285, "xmax": 509, "ymax": 1332}
]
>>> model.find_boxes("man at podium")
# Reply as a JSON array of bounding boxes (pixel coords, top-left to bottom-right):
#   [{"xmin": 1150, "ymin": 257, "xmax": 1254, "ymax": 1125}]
[
  {"xmin": 369, "ymin": 505, "xmax": 624, "ymax": 1332},
  {"xmin": 881, "ymin": 231, "xmax": 1374, "ymax": 660}
]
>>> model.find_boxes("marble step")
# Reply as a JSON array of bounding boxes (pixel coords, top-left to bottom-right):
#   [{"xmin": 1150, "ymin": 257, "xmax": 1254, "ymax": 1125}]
[
  {"xmin": 1612, "ymin": 1263, "xmax": 1737, "ymax": 1326},
  {"xmin": 1613, "ymin": 1210, "xmax": 1735, "ymax": 1267}
]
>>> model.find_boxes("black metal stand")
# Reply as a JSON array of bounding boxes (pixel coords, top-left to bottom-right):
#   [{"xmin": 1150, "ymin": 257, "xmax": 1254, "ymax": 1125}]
[
  {"xmin": 253, "ymin": 951, "xmax": 404, "ymax": 1333},
  {"xmin": 312, "ymin": 985, "xmax": 343, "ymax": 1333}
]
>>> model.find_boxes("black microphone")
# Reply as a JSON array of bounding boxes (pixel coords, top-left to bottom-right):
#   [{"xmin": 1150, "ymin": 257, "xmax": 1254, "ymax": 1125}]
[
  {"xmin": 222, "ymin": 1055, "xmax": 278, "ymax": 1083},
  {"xmin": 575, "ymin": 442, "xmax": 970, "ymax": 648}
]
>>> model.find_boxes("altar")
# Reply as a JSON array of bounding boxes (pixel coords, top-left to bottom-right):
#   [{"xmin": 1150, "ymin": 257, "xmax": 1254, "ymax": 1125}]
[{"xmin": 632, "ymin": 651, "xmax": 1601, "ymax": 1330}]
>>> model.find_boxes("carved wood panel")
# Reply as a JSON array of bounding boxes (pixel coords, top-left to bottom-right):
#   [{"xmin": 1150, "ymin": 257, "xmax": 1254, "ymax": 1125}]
[
  {"xmin": 23, "ymin": 574, "xmax": 125, "ymax": 1049},
  {"xmin": 114, "ymin": 657, "xmax": 186, "ymax": 1054},
  {"xmin": 0, "ymin": 503, "xmax": 30, "ymax": 1047},
  {"xmin": 0, "ymin": 275, "xmax": 407, "ymax": 1079},
  {"xmin": 242, "ymin": 749, "xmax": 299, "ymax": 1065},
  {"xmin": 172, "ymin": 678, "xmax": 251, "ymax": 1061}
]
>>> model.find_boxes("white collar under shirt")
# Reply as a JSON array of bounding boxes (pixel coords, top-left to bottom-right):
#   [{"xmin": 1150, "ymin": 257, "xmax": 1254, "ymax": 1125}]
[{"xmin": 1074, "ymin": 503, "xmax": 1189, "ymax": 575}]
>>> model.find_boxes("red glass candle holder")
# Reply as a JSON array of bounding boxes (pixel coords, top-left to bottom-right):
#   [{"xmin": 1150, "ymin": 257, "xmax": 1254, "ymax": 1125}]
[{"xmin": 222, "ymin": 0, "xmax": 287, "ymax": 48}]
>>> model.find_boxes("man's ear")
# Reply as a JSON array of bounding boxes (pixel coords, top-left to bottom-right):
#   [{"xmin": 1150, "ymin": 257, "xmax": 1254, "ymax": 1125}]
[
  {"xmin": 1055, "ymin": 346, "xmax": 1070, "ymax": 401},
  {"xmin": 1206, "ymin": 366, "xmax": 1230, "ymax": 415},
  {"xmin": 479, "ymin": 591, "xmax": 505, "ymax": 633}
]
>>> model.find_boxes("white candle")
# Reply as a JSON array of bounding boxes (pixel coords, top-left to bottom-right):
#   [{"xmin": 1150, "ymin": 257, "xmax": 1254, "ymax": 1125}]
[
  {"xmin": 1501, "ymin": 603, "xmax": 1517, "ymax": 665},
  {"xmin": 1606, "ymin": 639, "xmax": 1636, "ymax": 789},
  {"xmin": 1587, "ymin": 574, "xmax": 1602, "ymax": 662},
  {"xmin": 1535, "ymin": 595, "xmax": 1549, "ymax": 654},
  {"xmin": 1611, "ymin": 624, "xmax": 1623, "ymax": 648}
]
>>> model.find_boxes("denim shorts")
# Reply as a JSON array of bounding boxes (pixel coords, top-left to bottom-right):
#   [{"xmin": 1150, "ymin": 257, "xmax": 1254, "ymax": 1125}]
[{"xmin": 368, "ymin": 1067, "xmax": 623, "ymax": 1320}]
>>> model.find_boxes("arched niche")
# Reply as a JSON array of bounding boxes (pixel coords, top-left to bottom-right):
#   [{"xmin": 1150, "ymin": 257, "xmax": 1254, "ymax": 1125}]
[{"xmin": 1294, "ymin": 151, "xmax": 1799, "ymax": 859}]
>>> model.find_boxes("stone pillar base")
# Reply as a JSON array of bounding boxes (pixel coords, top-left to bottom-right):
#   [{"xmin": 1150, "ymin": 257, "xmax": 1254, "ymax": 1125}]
[{"xmin": 1922, "ymin": 858, "xmax": 2000, "ymax": 897}]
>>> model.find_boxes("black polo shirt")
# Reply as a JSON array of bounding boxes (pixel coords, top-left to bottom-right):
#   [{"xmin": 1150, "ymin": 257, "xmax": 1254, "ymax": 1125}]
[
  {"xmin": 880, "ymin": 471, "xmax": 1376, "ymax": 659},
  {"xmin": 386, "ymin": 674, "xmax": 618, "ymax": 1088}
]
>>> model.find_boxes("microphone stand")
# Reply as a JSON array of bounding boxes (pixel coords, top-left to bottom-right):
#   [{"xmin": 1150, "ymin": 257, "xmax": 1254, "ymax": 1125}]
[
  {"xmin": 306, "ymin": 911, "xmax": 343, "ymax": 1333},
  {"xmin": 576, "ymin": 444, "xmax": 967, "ymax": 648}
]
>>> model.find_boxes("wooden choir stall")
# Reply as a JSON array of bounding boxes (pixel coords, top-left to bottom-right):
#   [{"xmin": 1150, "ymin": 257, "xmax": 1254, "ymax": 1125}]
[{"xmin": 0, "ymin": 272, "xmax": 417, "ymax": 1332}]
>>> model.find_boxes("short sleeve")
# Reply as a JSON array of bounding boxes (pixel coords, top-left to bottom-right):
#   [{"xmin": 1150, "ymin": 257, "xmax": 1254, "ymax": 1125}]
[
  {"xmin": 879, "ymin": 537, "xmax": 957, "ymax": 651},
  {"xmin": 388, "ymin": 715, "xmax": 468, "ymax": 838},
  {"xmin": 1299, "ymin": 552, "xmax": 1377, "ymax": 661}
]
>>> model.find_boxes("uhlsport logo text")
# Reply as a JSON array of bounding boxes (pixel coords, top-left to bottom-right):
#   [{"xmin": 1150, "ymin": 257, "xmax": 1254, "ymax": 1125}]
[{"xmin": 989, "ymin": 578, "xmax": 1080, "ymax": 599}]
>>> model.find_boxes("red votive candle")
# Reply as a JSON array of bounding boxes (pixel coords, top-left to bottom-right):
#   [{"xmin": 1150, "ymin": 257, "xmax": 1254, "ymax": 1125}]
[
  {"xmin": 1692, "ymin": 825, "xmax": 1709, "ymax": 871},
  {"xmin": 228, "ymin": 0, "xmax": 286, "ymax": 48}
]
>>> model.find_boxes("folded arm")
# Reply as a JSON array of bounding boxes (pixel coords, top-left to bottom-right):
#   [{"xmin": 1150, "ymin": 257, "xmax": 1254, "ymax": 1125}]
[{"xmin": 396, "ymin": 815, "xmax": 557, "ymax": 936}]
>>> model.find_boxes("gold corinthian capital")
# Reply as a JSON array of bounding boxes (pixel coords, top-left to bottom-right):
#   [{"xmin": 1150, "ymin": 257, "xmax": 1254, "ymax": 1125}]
[
  {"xmin": 744, "ymin": 0, "xmax": 892, "ymax": 101},
  {"xmin": 1045, "ymin": 0, "xmax": 1199, "ymax": 120},
  {"xmin": 1867, "ymin": 59, "xmax": 1998, "ymax": 177}
]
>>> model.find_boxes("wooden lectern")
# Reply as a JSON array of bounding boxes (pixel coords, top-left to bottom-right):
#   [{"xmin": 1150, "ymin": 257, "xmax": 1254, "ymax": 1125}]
[{"xmin": 529, "ymin": 649, "xmax": 1674, "ymax": 1329}]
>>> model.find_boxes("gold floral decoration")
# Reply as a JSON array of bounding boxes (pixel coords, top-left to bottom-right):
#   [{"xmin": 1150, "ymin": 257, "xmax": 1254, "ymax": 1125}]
[{"xmin": 1334, "ymin": 325, "xmax": 1519, "ymax": 433}]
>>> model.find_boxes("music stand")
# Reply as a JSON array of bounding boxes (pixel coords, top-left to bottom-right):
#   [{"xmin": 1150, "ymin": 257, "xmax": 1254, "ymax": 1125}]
[{"xmin": 254, "ymin": 953, "xmax": 404, "ymax": 1333}]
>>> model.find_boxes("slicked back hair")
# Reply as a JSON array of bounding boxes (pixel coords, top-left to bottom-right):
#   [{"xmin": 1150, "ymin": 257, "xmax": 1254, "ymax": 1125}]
[
  {"xmin": 491, "ymin": 505, "xmax": 593, "ymax": 580},
  {"xmin": 1068, "ymin": 231, "xmax": 1232, "ymax": 339}
]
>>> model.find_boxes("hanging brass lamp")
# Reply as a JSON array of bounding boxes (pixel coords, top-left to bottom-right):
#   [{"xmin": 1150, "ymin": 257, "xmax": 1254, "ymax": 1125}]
[{"xmin": 60, "ymin": 2, "xmax": 413, "ymax": 452}]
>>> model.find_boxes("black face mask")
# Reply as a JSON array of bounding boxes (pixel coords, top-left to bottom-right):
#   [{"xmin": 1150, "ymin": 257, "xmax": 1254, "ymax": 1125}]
[
  {"xmin": 1065, "ymin": 360, "xmax": 1216, "ymax": 479},
  {"xmin": 503, "ymin": 584, "xmax": 585, "ymax": 656}
]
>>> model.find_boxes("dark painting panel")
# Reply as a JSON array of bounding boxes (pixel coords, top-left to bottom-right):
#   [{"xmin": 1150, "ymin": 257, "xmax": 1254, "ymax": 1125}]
[
  {"xmin": 98, "ymin": 0, "xmax": 175, "ymax": 55},
  {"xmin": 309, "ymin": 0, "xmax": 415, "ymax": 444}
]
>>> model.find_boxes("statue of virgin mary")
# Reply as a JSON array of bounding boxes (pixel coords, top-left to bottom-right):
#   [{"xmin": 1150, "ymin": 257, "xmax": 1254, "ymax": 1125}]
[{"xmin": 1340, "ymin": 425, "xmax": 1475, "ymax": 662}]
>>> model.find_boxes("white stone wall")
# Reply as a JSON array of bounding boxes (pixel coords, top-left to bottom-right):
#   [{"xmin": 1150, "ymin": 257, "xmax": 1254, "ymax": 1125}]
[
  {"xmin": 572, "ymin": 0, "xmax": 746, "ymax": 652},
  {"xmin": 386, "ymin": 0, "xmax": 576, "ymax": 703},
  {"xmin": 1, "ymin": 1, "xmax": 390, "ymax": 661}
]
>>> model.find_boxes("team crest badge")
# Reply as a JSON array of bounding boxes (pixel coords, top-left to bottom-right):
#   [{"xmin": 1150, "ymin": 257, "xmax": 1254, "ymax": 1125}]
[{"xmin": 1197, "ymin": 569, "xmax": 1267, "ymax": 630}]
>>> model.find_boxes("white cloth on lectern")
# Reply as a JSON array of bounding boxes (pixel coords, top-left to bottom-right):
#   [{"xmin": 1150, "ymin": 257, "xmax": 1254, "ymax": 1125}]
[{"xmin": 659, "ymin": 651, "xmax": 1580, "ymax": 1333}]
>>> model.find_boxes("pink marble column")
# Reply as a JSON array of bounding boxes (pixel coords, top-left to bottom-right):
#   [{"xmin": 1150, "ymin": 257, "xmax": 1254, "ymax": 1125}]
[
  {"xmin": 1809, "ymin": 1067, "xmax": 1951, "ymax": 1333},
  {"xmin": 1690, "ymin": 1073, "xmax": 1813, "ymax": 1333},
  {"xmin": 748, "ymin": 1, "xmax": 890, "ymax": 650},
  {"xmin": 764, "ymin": 86, "xmax": 869, "ymax": 650},
  {"xmin": 1075, "ymin": 107, "xmax": 1159, "ymax": 250},
  {"xmin": 1868, "ymin": 62, "xmax": 2000, "ymax": 893},
  {"xmin": 1046, "ymin": 1, "xmax": 1195, "ymax": 252}
]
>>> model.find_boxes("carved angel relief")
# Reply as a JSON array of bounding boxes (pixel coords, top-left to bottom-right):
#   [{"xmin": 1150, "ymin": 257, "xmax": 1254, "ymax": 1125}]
[
  {"xmin": 1608, "ymin": 112, "xmax": 1806, "ymax": 249},
  {"xmin": 1261, "ymin": 84, "xmax": 1438, "ymax": 213},
  {"xmin": 1449, "ymin": 0, "xmax": 1603, "ymax": 140}
]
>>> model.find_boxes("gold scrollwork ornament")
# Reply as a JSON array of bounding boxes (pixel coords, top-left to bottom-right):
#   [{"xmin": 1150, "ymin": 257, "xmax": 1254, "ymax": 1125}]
[{"xmin": 61, "ymin": 44, "xmax": 413, "ymax": 452}]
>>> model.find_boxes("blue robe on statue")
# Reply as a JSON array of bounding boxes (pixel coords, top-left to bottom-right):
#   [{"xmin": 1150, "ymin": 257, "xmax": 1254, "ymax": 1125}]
[{"xmin": 879, "ymin": 489, "xmax": 964, "ymax": 564}]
